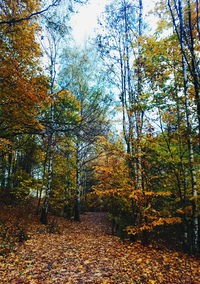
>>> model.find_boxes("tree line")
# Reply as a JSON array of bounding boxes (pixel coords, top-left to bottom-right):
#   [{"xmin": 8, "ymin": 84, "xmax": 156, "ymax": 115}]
[{"xmin": 93, "ymin": 0, "xmax": 199, "ymax": 254}]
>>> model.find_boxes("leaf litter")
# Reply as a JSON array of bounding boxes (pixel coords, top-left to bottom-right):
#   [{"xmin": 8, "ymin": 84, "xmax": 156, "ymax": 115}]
[{"xmin": 0, "ymin": 212, "xmax": 199, "ymax": 283}]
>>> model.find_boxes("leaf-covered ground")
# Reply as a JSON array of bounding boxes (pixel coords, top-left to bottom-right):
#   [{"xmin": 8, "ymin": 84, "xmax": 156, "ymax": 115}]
[{"xmin": 0, "ymin": 212, "xmax": 199, "ymax": 283}]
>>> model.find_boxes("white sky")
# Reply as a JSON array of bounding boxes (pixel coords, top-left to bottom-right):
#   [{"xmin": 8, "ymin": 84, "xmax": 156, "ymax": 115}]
[
  {"xmin": 70, "ymin": 0, "xmax": 157, "ymax": 44},
  {"xmin": 71, "ymin": 0, "xmax": 110, "ymax": 43}
]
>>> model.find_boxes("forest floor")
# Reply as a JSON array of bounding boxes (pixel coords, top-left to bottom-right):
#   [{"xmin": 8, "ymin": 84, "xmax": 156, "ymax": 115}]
[{"xmin": 0, "ymin": 211, "xmax": 199, "ymax": 283}]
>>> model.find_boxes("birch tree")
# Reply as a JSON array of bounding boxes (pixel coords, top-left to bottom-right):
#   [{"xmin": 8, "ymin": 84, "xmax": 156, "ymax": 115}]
[
  {"xmin": 58, "ymin": 48, "xmax": 110, "ymax": 221},
  {"xmin": 167, "ymin": 0, "xmax": 199, "ymax": 254},
  {"xmin": 96, "ymin": 0, "xmax": 146, "ymax": 190}
]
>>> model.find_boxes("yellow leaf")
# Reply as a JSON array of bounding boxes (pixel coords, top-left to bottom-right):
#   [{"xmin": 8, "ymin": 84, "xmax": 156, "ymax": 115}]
[
  {"xmin": 25, "ymin": 260, "xmax": 33, "ymax": 264},
  {"xmin": 84, "ymin": 260, "xmax": 90, "ymax": 265}
]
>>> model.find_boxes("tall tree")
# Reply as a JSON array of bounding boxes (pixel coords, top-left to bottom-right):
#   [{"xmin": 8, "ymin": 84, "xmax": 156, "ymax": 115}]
[
  {"xmin": 0, "ymin": 0, "xmax": 48, "ymax": 140},
  {"xmin": 140, "ymin": 0, "xmax": 200, "ymax": 252},
  {"xmin": 0, "ymin": 0, "xmax": 49, "ymax": 202},
  {"xmin": 39, "ymin": 5, "xmax": 70, "ymax": 224},
  {"xmin": 167, "ymin": 0, "xmax": 199, "ymax": 253},
  {"xmin": 168, "ymin": 0, "xmax": 200, "ymax": 142},
  {"xmin": 96, "ymin": 0, "xmax": 147, "ymax": 188},
  {"xmin": 59, "ymin": 47, "xmax": 110, "ymax": 220}
]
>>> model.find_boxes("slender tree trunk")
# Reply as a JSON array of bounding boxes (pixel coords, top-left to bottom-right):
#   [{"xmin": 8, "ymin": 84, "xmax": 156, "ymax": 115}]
[
  {"xmin": 39, "ymin": 20, "xmax": 60, "ymax": 224},
  {"xmin": 40, "ymin": 129, "xmax": 54, "ymax": 224},
  {"xmin": 74, "ymin": 146, "xmax": 81, "ymax": 221},
  {"xmin": 186, "ymin": 0, "xmax": 200, "ymax": 145},
  {"xmin": 40, "ymin": 197, "xmax": 49, "ymax": 224},
  {"xmin": 119, "ymin": 38, "xmax": 130, "ymax": 153},
  {"xmin": 40, "ymin": 77, "xmax": 55, "ymax": 223},
  {"xmin": 7, "ymin": 153, "xmax": 14, "ymax": 189},
  {"xmin": 135, "ymin": 0, "xmax": 144, "ymax": 191},
  {"xmin": 1, "ymin": 154, "xmax": 6, "ymax": 188},
  {"xmin": 168, "ymin": 0, "xmax": 200, "ymax": 145},
  {"xmin": 178, "ymin": 0, "xmax": 199, "ymax": 252}
]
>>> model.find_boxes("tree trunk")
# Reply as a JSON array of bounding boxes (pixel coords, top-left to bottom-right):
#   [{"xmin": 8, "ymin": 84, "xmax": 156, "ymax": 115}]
[
  {"xmin": 74, "ymin": 146, "xmax": 81, "ymax": 221},
  {"xmin": 135, "ymin": 0, "xmax": 144, "ymax": 191},
  {"xmin": 40, "ymin": 197, "xmax": 49, "ymax": 224},
  {"xmin": 178, "ymin": 0, "xmax": 199, "ymax": 253}
]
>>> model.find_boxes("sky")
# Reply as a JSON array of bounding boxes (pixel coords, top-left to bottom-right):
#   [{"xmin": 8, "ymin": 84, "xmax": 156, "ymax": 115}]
[
  {"xmin": 70, "ymin": 0, "xmax": 157, "ymax": 44},
  {"xmin": 69, "ymin": 0, "xmax": 157, "ymax": 133},
  {"xmin": 70, "ymin": 0, "xmax": 110, "ymax": 44}
]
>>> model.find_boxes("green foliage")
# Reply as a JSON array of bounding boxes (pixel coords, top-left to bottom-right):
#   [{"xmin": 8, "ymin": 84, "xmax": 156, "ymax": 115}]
[{"xmin": 92, "ymin": 137, "xmax": 182, "ymax": 243}]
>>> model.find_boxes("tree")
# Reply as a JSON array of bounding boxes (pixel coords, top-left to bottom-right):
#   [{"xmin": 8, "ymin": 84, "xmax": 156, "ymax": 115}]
[
  {"xmin": 167, "ymin": 0, "xmax": 200, "ymax": 139},
  {"xmin": 38, "ymin": 5, "xmax": 70, "ymax": 224},
  {"xmin": 0, "ymin": 0, "xmax": 49, "ymax": 141},
  {"xmin": 0, "ymin": 0, "xmax": 88, "ymax": 26},
  {"xmin": 58, "ymin": 47, "xmax": 110, "ymax": 220},
  {"xmin": 139, "ymin": 1, "xmax": 200, "ymax": 252},
  {"xmin": 0, "ymin": 0, "xmax": 49, "ymax": 204},
  {"xmin": 96, "ymin": 0, "xmax": 148, "ymax": 191},
  {"xmin": 0, "ymin": 0, "xmax": 87, "ymax": 223},
  {"xmin": 167, "ymin": 0, "xmax": 199, "ymax": 253},
  {"xmin": 92, "ymin": 136, "xmax": 181, "ymax": 243}
]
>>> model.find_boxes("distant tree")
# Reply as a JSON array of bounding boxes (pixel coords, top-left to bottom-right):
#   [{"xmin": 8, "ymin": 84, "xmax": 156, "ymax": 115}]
[{"xmin": 59, "ymin": 47, "xmax": 110, "ymax": 220}]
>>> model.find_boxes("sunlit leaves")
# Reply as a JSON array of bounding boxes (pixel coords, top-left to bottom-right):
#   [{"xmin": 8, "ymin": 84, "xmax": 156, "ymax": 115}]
[{"xmin": 0, "ymin": 0, "xmax": 49, "ymax": 141}]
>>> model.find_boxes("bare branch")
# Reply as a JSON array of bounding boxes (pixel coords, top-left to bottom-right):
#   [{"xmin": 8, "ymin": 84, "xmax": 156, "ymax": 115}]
[{"xmin": 0, "ymin": 0, "xmax": 61, "ymax": 25}]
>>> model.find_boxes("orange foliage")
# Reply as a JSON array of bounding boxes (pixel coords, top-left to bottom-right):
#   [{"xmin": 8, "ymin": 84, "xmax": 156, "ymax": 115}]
[
  {"xmin": 0, "ymin": 0, "xmax": 49, "ymax": 139},
  {"xmin": 0, "ymin": 211, "xmax": 199, "ymax": 283},
  {"xmin": 93, "ymin": 137, "xmax": 182, "ymax": 237}
]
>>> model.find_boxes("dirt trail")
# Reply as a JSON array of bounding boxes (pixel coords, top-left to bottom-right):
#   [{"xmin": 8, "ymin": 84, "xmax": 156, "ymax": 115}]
[{"xmin": 0, "ymin": 212, "xmax": 199, "ymax": 283}]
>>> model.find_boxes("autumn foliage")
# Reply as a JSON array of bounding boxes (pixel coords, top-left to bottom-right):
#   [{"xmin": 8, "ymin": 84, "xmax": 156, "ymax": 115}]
[
  {"xmin": 0, "ymin": 210, "xmax": 199, "ymax": 283},
  {"xmin": 0, "ymin": 0, "xmax": 49, "ymax": 139},
  {"xmin": 0, "ymin": 0, "xmax": 200, "ymax": 282}
]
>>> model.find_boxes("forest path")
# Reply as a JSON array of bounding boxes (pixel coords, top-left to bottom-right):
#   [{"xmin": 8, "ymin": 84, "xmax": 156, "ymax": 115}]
[{"xmin": 0, "ymin": 212, "xmax": 199, "ymax": 283}]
